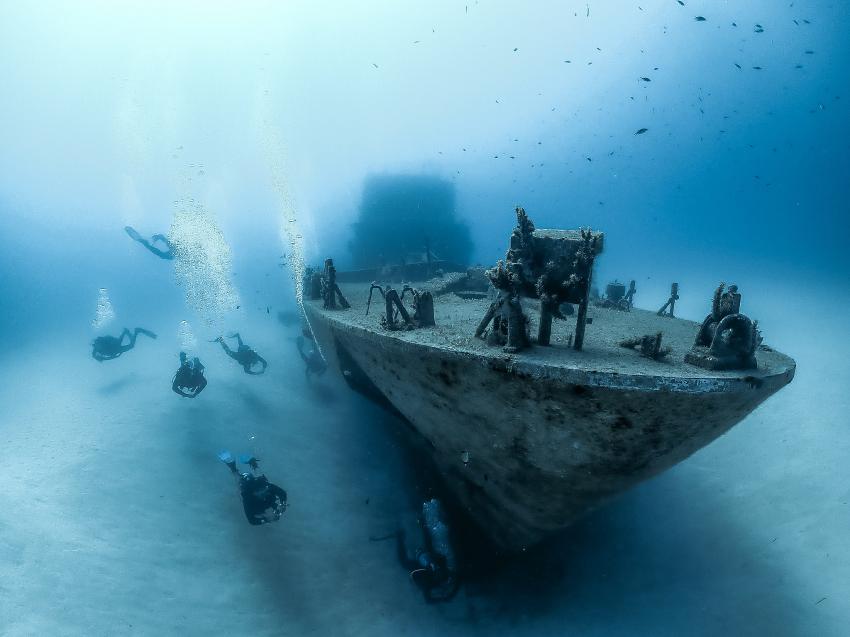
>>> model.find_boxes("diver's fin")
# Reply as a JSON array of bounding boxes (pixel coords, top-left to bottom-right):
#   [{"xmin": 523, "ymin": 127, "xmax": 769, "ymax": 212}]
[
  {"xmin": 217, "ymin": 450, "xmax": 233, "ymax": 464},
  {"xmin": 239, "ymin": 455, "xmax": 260, "ymax": 471},
  {"xmin": 410, "ymin": 569, "xmax": 430, "ymax": 587},
  {"xmin": 135, "ymin": 328, "xmax": 157, "ymax": 339},
  {"xmin": 124, "ymin": 226, "xmax": 143, "ymax": 241}
]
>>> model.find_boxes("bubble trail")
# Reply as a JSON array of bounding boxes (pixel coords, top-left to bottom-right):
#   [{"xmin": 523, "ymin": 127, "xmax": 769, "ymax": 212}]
[
  {"xmin": 177, "ymin": 320, "xmax": 197, "ymax": 352},
  {"xmin": 170, "ymin": 200, "xmax": 240, "ymax": 330},
  {"xmin": 91, "ymin": 288, "xmax": 115, "ymax": 329},
  {"xmin": 255, "ymin": 85, "xmax": 325, "ymax": 361}
]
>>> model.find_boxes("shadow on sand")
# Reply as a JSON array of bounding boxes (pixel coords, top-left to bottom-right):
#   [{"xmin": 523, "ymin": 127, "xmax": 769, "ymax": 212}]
[
  {"xmin": 329, "ymin": 393, "xmax": 808, "ymax": 636},
  {"xmin": 97, "ymin": 373, "xmax": 139, "ymax": 396},
  {"xmin": 157, "ymin": 371, "xmax": 807, "ymax": 636}
]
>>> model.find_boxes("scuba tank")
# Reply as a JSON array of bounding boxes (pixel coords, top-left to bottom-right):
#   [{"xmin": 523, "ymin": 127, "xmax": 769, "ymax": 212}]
[{"xmin": 420, "ymin": 498, "xmax": 459, "ymax": 601}]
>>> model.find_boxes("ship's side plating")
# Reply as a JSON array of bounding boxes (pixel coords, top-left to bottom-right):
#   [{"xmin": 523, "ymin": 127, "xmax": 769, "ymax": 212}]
[{"xmin": 305, "ymin": 303, "xmax": 795, "ymax": 550}]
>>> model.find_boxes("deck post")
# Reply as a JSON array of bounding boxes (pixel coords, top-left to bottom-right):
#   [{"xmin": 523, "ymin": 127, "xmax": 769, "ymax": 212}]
[
  {"xmin": 538, "ymin": 299, "xmax": 554, "ymax": 346},
  {"xmin": 574, "ymin": 271, "xmax": 593, "ymax": 351}
]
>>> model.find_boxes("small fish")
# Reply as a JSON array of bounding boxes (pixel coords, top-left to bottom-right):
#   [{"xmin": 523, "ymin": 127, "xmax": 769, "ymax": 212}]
[
  {"xmin": 803, "ymin": 19, "xmax": 810, "ymax": 24},
  {"xmin": 640, "ymin": 76, "xmax": 651, "ymax": 82},
  {"xmin": 752, "ymin": 66, "xmax": 763, "ymax": 70},
  {"xmin": 372, "ymin": 63, "xmax": 378, "ymax": 68},
  {"xmin": 513, "ymin": 47, "xmax": 518, "ymax": 52},
  {"xmin": 754, "ymin": 24, "xmax": 764, "ymax": 33},
  {"xmin": 694, "ymin": 16, "xmax": 706, "ymax": 22},
  {"xmin": 677, "ymin": 0, "xmax": 684, "ymax": 5},
  {"xmin": 732, "ymin": 21, "xmax": 737, "ymax": 27},
  {"xmin": 793, "ymin": 19, "xmax": 799, "ymax": 25},
  {"xmin": 634, "ymin": 127, "xmax": 648, "ymax": 135},
  {"xmin": 805, "ymin": 50, "xmax": 814, "ymax": 54},
  {"xmin": 734, "ymin": 63, "xmax": 741, "ymax": 69},
  {"xmin": 564, "ymin": 60, "xmax": 572, "ymax": 63}
]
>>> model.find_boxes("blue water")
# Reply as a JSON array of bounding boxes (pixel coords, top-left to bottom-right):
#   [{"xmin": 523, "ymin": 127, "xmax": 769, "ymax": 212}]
[{"xmin": 1, "ymin": 2, "xmax": 847, "ymax": 635}]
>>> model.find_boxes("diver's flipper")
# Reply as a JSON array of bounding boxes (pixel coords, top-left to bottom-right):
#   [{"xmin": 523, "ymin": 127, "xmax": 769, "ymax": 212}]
[
  {"xmin": 410, "ymin": 569, "xmax": 431, "ymax": 587},
  {"xmin": 135, "ymin": 328, "xmax": 157, "ymax": 339},
  {"xmin": 217, "ymin": 450, "xmax": 233, "ymax": 464},
  {"xmin": 239, "ymin": 455, "xmax": 259, "ymax": 471},
  {"xmin": 124, "ymin": 226, "xmax": 143, "ymax": 242}
]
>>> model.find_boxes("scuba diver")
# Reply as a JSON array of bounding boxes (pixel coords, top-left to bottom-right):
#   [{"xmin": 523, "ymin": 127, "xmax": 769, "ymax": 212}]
[
  {"xmin": 296, "ymin": 335, "xmax": 327, "ymax": 379},
  {"xmin": 217, "ymin": 451, "xmax": 288, "ymax": 526},
  {"xmin": 124, "ymin": 226, "xmax": 175, "ymax": 260},
  {"xmin": 172, "ymin": 351, "xmax": 207, "ymax": 398},
  {"xmin": 374, "ymin": 499, "xmax": 460, "ymax": 603},
  {"xmin": 91, "ymin": 327, "xmax": 157, "ymax": 361},
  {"xmin": 213, "ymin": 333, "xmax": 268, "ymax": 375}
]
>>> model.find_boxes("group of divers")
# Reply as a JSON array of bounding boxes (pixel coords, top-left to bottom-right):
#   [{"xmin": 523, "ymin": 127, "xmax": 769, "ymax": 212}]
[{"xmin": 88, "ymin": 225, "xmax": 460, "ymax": 603}]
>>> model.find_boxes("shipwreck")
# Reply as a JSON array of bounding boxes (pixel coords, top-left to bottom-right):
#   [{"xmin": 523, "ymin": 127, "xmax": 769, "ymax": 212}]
[{"xmin": 302, "ymin": 208, "xmax": 795, "ymax": 550}]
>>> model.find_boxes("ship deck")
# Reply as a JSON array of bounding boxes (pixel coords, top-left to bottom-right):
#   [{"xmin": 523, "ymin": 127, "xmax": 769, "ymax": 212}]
[{"xmin": 307, "ymin": 276, "xmax": 795, "ymax": 391}]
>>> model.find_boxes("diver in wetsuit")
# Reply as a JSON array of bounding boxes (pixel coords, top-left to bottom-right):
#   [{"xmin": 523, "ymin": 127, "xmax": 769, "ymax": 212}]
[
  {"xmin": 376, "ymin": 499, "xmax": 460, "ymax": 603},
  {"xmin": 217, "ymin": 451, "xmax": 288, "ymax": 526},
  {"xmin": 213, "ymin": 333, "xmax": 268, "ymax": 375},
  {"xmin": 91, "ymin": 328, "xmax": 157, "ymax": 361},
  {"xmin": 296, "ymin": 335, "xmax": 327, "ymax": 379},
  {"xmin": 124, "ymin": 226, "xmax": 175, "ymax": 260},
  {"xmin": 172, "ymin": 351, "xmax": 207, "ymax": 397}
]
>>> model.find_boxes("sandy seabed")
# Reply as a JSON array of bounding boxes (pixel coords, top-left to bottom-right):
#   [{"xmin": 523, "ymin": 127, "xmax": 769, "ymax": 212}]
[{"xmin": 0, "ymin": 307, "xmax": 847, "ymax": 637}]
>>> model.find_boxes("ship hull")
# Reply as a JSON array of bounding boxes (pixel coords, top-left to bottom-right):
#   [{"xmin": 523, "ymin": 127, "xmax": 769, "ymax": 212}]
[{"xmin": 305, "ymin": 303, "xmax": 794, "ymax": 551}]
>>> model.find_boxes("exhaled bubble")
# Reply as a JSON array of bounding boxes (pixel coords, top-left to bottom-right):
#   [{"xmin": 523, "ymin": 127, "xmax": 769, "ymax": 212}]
[
  {"xmin": 170, "ymin": 201, "xmax": 240, "ymax": 330},
  {"xmin": 91, "ymin": 287, "xmax": 115, "ymax": 329},
  {"xmin": 177, "ymin": 320, "xmax": 197, "ymax": 352}
]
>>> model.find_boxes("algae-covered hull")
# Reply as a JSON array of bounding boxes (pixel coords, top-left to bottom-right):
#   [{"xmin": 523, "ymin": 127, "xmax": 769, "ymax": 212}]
[{"xmin": 304, "ymin": 285, "xmax": 795, "ymax": 550}]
